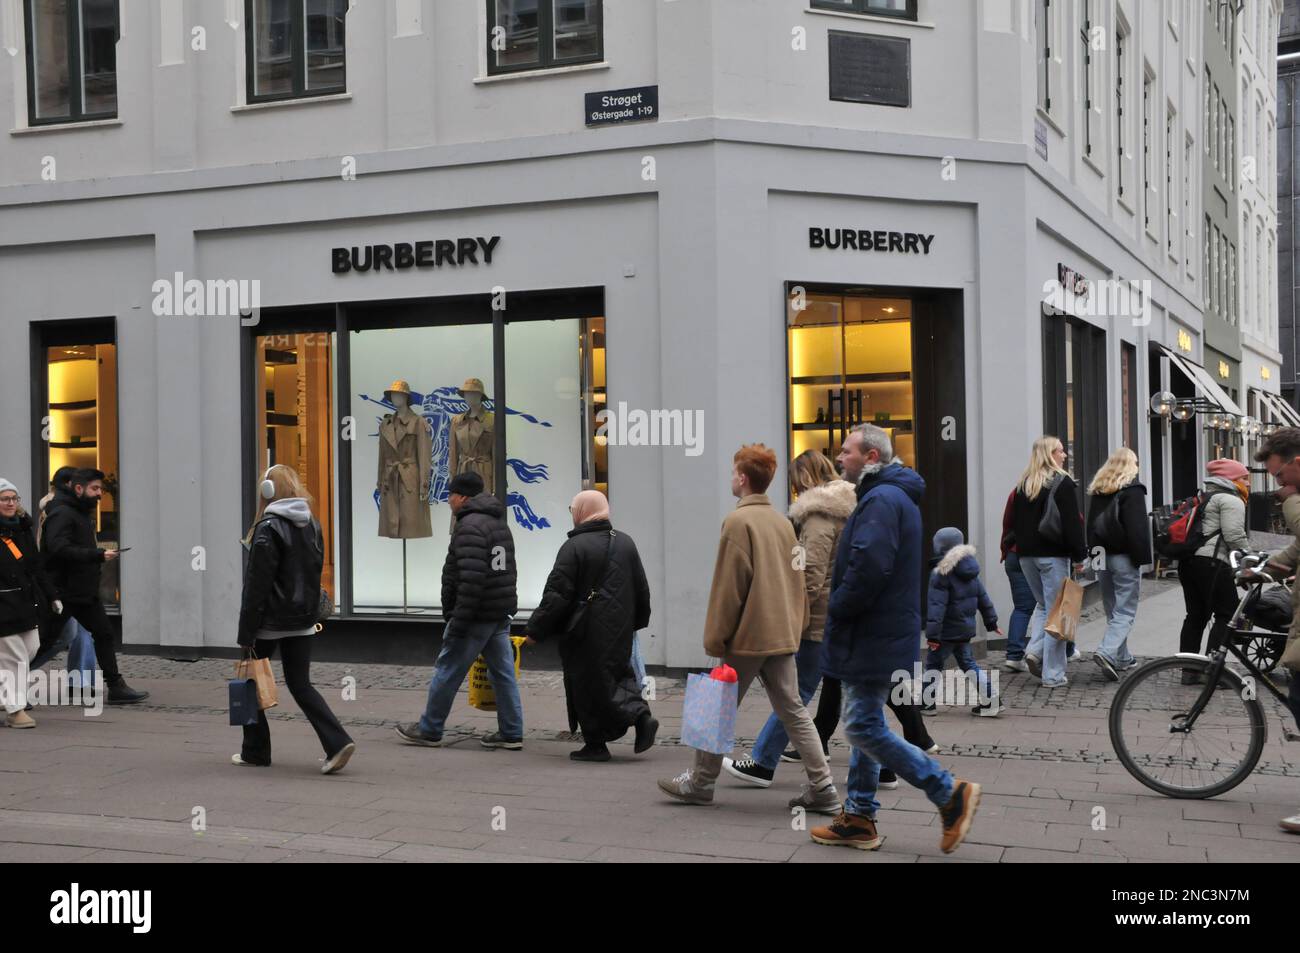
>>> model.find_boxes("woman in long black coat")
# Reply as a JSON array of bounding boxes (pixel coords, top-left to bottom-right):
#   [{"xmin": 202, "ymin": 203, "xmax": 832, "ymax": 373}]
[{"xmin": 526, "ymin": 491, "xmax": 658, "ymax": 762}]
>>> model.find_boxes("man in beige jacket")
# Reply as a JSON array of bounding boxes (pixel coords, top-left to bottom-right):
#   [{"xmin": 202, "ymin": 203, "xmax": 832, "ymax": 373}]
[{"xmin": 658, "ymin": 444, "xmax": 840, "ymax": 813}]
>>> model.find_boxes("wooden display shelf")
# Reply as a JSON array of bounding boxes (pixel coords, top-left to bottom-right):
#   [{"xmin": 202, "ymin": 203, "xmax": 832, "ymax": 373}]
[{"xmin": 790, "ymin": 372, "xmax": 912, "ymax": 386}]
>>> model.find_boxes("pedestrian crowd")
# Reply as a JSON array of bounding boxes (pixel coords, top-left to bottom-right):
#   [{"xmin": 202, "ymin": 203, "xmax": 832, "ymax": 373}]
[{"xmin": 8, "ymin": 422, "xmax": 1300, "ymax": 851}]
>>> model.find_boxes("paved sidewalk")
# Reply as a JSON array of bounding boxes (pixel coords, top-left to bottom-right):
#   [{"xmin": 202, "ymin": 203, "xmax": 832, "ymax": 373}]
[{"xmin": 3, "ymin": 622, "xmax": 1300, "ymax": 862}]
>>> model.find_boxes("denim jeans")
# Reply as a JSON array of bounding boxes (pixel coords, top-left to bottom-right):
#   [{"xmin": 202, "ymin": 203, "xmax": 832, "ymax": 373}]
[
  {"xmin": 1096, "ymin": 553, "xmax": 1140, "ymax": 668},
  {"xmin": 751, "ymin": 639, "xmax": 823, "ymax": 769},
  {"xmin": 842, "ymin": 680, "xmax": 954, "ymax": 819},
  {"xmin": 1022, "ymin": 556, "xmax": 1070, "ymax": 684},
  {"xmin": 1004, "ymin": 551, "xmax": 1036, "ymax": 661},
  {"xmin": 924, "ymin": 641, "xmax": 995, "ymax": 705},
  {"xmin": 418, "ymin": 618, "xmax": 523, "ymax": 739}
]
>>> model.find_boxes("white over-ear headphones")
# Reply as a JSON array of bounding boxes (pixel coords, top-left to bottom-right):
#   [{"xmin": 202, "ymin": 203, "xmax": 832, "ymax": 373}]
[{"xmin": 260, "ymin": 467, "xmax": 277, "ymax": 501}]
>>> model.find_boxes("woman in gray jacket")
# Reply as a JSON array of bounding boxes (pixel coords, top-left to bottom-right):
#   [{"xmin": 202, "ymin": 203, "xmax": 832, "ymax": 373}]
[{"xmin": 1177, "ymin": 457, "xmax": 1251, "ymax": 684}]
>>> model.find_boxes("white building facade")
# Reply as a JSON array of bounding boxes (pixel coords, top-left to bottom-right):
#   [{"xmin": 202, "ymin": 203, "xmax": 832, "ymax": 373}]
[{"xmin": 0, "ymin": 0, "xmax": 1272, "ymax": 665}]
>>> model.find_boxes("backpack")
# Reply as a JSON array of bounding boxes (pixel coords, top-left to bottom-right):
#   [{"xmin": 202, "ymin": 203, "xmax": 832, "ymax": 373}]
[{"xmin": 1152, "ymin": 489, "xmax": 1230, "ymax": 559}]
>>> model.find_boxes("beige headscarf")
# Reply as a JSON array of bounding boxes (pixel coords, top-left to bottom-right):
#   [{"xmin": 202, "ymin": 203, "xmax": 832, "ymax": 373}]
[{"xmin": 570, "ymin": 490, "xmax": 610, "ymax": 527}]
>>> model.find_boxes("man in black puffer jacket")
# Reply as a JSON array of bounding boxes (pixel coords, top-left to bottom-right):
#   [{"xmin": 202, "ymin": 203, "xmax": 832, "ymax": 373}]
[
  {"xmin": 41, "ymin": 469, "xmax": 148, "ymax": 704},
  {"xmin": 396, "ymin": 472, "xmax": 523, "ymax": 749}
]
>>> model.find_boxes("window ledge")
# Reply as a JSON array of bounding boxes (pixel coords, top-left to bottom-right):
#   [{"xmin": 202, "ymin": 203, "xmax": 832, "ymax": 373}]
[
  {"xmin": 11, "ymin": 118, "xmax": 122, "ymax": 136},
  {"xmin": 474, "ymin": 61, "xmax": 610, "ymax": 84},
  {"xmin": 232, "ymin": 92, "xmax": 352, "ymax": 113},
  {"xmin": 804, "ymin": 8, "xmax": 934, "ymax": 28},
  {"xmin": 1082, "ymin": 152, "xmax": 1105, "ymax": 178}
]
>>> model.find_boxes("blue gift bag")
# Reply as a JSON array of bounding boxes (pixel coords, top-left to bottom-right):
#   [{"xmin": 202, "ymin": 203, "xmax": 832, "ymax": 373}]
[
  {"xmin": 65, "ymin": 619, "xmax": 97, "ymax": 691},
  {"xmin": 228, "ymin": 679, "xmax": 260, "ymax": 726},
  {"xmin": 680, "ymin": 672, "xmax": 739, "ymax": 755}
]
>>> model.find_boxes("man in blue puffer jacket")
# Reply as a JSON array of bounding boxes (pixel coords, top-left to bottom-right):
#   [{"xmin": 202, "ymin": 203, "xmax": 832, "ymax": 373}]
[
  {"xmin": 922, "ymin": 527, "xmax": 1001, "ymax": 718},
  {"xmin": 809, "ymin": 424, "xmax": 981, "ymax": 855}
]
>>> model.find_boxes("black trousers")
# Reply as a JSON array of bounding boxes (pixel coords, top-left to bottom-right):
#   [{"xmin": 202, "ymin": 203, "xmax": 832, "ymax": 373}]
[
  {"xmin": 241, "ymin": 636, "xmax": 352, "ymax": 765},
  {"xmin": 62, "ymin": 598, "xmax": 120, "ymax": 682},
  {"xmin": 1178, "ymin": 555, "xmax": 1240, "ymax": 656},
  {"xmin": 814, "ymin": 676, "xmax": 934, "ymax": 750}
]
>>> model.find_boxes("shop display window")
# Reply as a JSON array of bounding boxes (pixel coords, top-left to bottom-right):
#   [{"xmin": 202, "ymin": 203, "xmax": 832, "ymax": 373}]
[
  {"xmin": 46, "ymin": 341, "xmax": 120, "ymax": 606},
  {"xmin": 788, "ymin": 291, "xmax": 915, "ymax": 469},
  {"xmin": 255, "ymin": 332, "xmax": 337, "ymax": 603}
]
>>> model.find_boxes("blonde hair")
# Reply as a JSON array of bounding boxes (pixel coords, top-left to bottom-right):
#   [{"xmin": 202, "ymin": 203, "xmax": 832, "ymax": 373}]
[
  {"xmin": 1018, "ymin": 435, "xmax": 1068, "ymax": 500},
  {"xmin": 790, "ymin": 450, "xmax": 838, "ymax": 495},
  {"xmin": 243, "ymin": 464, "xmax": 313, "ymax": 543},
  {"xmin": 1088, "ymin": 447, "xmax": 1139, "ymax": 495}
]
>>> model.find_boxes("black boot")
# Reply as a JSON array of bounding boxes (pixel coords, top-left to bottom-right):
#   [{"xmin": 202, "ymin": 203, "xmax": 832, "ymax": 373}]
[
  {"xmin": 634, "ymin": 712, "xmax": 659, "ymax": 753},
  {"xmin": 106, "ymin": 679, "xmax": 149, "ymax": 705},
  {"xmin": 570, "ymin": 743, "xmax": 611, "ymax": 762}
]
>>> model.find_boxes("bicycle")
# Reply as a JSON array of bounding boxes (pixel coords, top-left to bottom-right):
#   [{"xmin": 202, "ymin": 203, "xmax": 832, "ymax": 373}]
[{"xmin": 1108, "ymin": 551, "xmax": 1296, "ymax": 799}]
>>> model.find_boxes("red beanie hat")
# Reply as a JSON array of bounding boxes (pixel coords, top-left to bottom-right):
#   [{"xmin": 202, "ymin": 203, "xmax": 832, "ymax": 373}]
[{"xmin": 1206, "ymin": 457, "xmax": 1249, "ymax": 481}]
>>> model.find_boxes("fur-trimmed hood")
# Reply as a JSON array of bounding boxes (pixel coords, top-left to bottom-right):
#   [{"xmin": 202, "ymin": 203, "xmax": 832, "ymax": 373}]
[
  {"xmin": 789, "ymin": 480, "xmax": 857, "ymax": 526},
  {"xmin": 934, "ymin": 543, "xmax": 980, "ymax": 581}
]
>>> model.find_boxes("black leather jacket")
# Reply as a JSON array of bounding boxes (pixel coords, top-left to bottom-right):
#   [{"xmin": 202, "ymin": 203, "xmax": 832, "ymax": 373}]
[{"xmin": 237, "ymin": 508, "xmax": 324, "ymax": 647}]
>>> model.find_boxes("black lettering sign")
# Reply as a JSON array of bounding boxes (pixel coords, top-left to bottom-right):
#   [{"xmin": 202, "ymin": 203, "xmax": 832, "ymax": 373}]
[
  {"xmin": 809, "ymin": 227, "xmax": 934, "ymax": 255},
  {"xmin": 331, "ymin": 237, "xmax": 503, "ymax": 274}
]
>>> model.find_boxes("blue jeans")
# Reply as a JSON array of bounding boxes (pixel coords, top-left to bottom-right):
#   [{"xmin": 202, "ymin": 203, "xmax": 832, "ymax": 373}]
[
  {"xmin": 1096, "ymin": 554, "xmax": 1140, "ymax": 668},
  {"xmin": 1004, "ymin": 552, "xmax": 1036, "ymax": 661},
  {"xmin": 418, "ymin": 618, "xmax": 523, "ymax": 739},
  {"xmin": 924, "ymin": 641, "xmax": 995, "ymax": 705},
  {"xmin": 29, "ymin": 616, "xmax": 77, "ymax": 672},
  {"xmin": 1022, "ymin": 556, "xmax": 1070, "ymax": 684},
  {"xmin": 842, "ymin": 680, "xmax": 955, "ymax": 819},
  {"xmin": 751, "ymin": 639, "xmax": 822, "ymax": 769}
]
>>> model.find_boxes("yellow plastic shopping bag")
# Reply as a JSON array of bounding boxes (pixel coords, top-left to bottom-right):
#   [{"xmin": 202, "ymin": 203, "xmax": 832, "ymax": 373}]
[{"xmin": 468, "ymin": 636, "xmax": 526, "ymax": 711}]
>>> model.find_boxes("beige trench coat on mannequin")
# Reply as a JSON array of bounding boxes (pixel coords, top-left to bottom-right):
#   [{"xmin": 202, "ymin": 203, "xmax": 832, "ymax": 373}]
[
  {"xmin": 377, "ymin": 410, "xmax": 433, "ymax": 538},
  {"xmin": 449, "ymin": 409, "xmax": 495, "ymax": 494}
]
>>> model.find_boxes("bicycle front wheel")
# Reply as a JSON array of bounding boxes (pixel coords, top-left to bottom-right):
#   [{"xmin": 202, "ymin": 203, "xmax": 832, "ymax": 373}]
[{"xmin": 1108, "ymin": 656, "xmax": 1266, "ymax": 799}]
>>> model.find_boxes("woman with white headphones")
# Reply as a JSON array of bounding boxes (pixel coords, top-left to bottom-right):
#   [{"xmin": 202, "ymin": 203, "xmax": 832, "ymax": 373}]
[{"xmin": 234, "ymin": 465, "xmax": 354, "ymax": 774}]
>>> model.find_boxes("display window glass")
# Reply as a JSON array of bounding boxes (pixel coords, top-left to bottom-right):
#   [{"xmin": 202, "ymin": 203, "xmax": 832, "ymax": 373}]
[
  {"xmin": 46, "ymin": 341, "xmax": 120, "ymax": 607},
  {"xmin": 255, "ymin": 331, "xmax": 337, "ymax": 602},
  {"xmin": 787, "ymin": 291, "xmax": 915, "ymax": 467},
  {"xmin": 348, "ymin": 323, "xmax": 493, "ymax": 612}
]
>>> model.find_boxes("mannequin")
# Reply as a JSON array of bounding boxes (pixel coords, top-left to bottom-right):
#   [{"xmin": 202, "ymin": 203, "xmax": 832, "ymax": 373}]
[
  {"xmin": 377, "ymin": 380, "xmax": 433, "ymax": 539},
  {"xmin": 448, "ymin": 377, "xmax": 495, "ymax": 495}
]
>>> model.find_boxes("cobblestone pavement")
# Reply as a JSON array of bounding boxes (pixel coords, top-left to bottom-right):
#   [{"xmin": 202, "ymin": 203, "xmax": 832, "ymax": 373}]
[{"xmin": 3, "ymin": 637, "xmax": 1300, "ymax": 863}]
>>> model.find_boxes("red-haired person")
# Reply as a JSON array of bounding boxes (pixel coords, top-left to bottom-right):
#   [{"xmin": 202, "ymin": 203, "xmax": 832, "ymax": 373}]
[{"xmin": 658, "ymin": 444, "xmax": 840, "ymax": 814}]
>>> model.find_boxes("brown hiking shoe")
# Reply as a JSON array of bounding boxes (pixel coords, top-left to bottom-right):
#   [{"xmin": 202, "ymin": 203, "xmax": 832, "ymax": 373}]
[
  {"xmin": 810, "ymin": 812, "xmax": 883, "ymax": 850},
  {"xmin": 5, "ymin": 710, "xmax": 35, "ymax": 729},
  {"xmin": 939, "ymin": 779, "xmax": 981, "ymax": 853}
]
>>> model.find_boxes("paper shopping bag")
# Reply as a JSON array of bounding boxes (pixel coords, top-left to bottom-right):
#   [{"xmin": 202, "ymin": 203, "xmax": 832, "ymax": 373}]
[
  {"xmin": 228, "ymin": 679, "xmax": 260, "ymax": 726},
  {"xmin": 679, "ymin": 672, "xmax": 739, "ymax": 755},
  {"xmin": 234, "ymin": 654, "xmax": 278, "ymax": 711},
  {"xmin": 1045, "ymin": 578, "xmax": 1084, "ymax": 642}
]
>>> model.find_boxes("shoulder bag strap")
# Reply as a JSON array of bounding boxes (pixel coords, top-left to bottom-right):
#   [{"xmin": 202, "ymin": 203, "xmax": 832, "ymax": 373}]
[{"xmin": 582, "ymin": 530, "xmax": 617, "ymax": 605}]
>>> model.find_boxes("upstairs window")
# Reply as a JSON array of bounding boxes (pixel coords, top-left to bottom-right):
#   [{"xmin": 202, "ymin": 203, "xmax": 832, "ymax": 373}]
[
  {"xmin": 488, "ymin": 0, "xmax": 603, "ymax": 75},
  {"xmin": 812, "ymin": 0, "xmax": 918, "ymax": 20},
  {"xmin": 246, "ymin": 0, "xmax": 347, "ymax": 104},
  {"xmin": 24, "ymin": 0, "xmax": 119, "ymax": 125}
]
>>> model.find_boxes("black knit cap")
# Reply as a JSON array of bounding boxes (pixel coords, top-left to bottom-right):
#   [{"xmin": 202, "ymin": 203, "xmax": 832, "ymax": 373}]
[{"xmin": 448, "ymin": 472, "xmax": 485, "ymax": 497}]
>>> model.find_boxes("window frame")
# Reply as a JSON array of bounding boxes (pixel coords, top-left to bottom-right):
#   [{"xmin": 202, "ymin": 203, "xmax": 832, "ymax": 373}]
[
  {"xmin": 486, "ymin": 0, "xmax": 605, "ymax": 77},
  {"xmin": 23, "ymin": 0, "xmax": 121, "ymax": 127},
  {"xmin": 810, "ymin": 0, "xmax": 919, "ymax": 21},
  {"xmin": 244, "ymin": 0, "xmax": 348, "ymax": 106},
  {"xmin": 1080, "ymin": 0, "xmax": 1092, "ymax": 157}
]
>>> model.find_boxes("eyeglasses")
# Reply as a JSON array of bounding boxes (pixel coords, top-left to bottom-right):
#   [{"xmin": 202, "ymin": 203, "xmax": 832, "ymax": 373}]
[{"xmin": 0, "ymin": 496, "xmax": 19, "ymax": 505}]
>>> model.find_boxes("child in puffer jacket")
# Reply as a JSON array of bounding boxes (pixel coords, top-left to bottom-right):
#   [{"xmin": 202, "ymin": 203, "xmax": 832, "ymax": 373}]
[{"xmin": 922, "ymin": 527, "xmax": 1002, "ymax": 717}]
